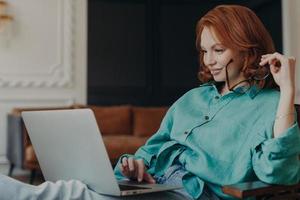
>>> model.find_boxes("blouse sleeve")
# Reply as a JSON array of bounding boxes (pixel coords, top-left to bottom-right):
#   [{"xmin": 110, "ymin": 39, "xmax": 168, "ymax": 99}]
[
  {"xmin": 252, "ymin": 115, "xmax": 300, "ymax": 185},
  {"xmin": 114, "ymin": 105, "xmax": 175, "ymax": 179},
  {"xmin": 134, "ymin": 105, "xmax": 175, "ymax": 167}
]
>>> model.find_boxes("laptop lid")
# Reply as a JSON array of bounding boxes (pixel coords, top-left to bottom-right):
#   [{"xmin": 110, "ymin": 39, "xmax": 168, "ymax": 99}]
[{"xmin": 22, "ymin": 109, "xmax": 121, "ymax": 196}]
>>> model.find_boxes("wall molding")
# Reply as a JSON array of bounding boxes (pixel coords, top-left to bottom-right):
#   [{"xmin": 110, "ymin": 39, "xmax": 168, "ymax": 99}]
[
  {"xmin": 0, "ymin": 96, "xmax": 75, "ymax": 105},
  {"xmin": 0, "ymin": 0, "xmax": 74, "ymax": 88}
]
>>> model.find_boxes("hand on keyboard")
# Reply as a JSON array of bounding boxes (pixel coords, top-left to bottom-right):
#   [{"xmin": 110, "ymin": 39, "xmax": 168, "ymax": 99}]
[{"xmin": 119, "ymin": 157, "xmax": 156, "ymax": 184}]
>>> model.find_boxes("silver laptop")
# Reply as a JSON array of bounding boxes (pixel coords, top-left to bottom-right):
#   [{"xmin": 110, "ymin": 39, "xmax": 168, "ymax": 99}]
[{"xmin": 21, "ymin": 109, "xmax": 182, "ymax": 196}]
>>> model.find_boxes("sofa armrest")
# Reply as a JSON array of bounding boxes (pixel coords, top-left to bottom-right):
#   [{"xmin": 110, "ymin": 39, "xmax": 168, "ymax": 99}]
[
  {"xmin": 222, "ymin": 181, "xmax": 300, "ymax": 199},
  {"xmin": 6, "ymin": 113, "xmax": 24, "ymax": 168}
]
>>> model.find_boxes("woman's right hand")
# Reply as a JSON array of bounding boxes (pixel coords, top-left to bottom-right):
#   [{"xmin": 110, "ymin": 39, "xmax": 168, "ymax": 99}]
[{"xmin": 119, "ymin": 156, "xmax": 156, "ymax": 183}]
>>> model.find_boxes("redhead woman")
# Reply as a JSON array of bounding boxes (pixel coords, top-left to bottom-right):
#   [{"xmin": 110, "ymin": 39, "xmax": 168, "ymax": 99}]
[
  {"xmin": 116, "ymin": 4, "xmax": 299, "ymax": 199},
  {"xmin": 0, "ymin": 5, "xmax": 299, "ymax": 200}
]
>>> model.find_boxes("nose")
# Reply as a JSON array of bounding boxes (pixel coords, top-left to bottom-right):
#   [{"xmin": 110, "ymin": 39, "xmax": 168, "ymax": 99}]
[{"xmin": 204, "ymin": 52, "xmax": 216, "ymax": 67}]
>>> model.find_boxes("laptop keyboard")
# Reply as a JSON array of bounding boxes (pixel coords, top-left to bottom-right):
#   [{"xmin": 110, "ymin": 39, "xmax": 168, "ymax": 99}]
[{"xmin": 119, "ymin": 184, "xmax": 149, "ymax": 191}]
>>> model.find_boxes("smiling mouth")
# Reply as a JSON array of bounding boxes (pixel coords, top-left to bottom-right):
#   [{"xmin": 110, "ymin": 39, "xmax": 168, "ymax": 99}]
[{"xmin": 210, "ymin": 69, "xmax": 222, "ymax": 75}]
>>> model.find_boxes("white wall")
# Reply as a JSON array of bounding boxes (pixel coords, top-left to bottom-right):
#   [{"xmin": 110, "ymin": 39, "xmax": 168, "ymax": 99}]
[
  {"xmin": 282, "ymin": 0, "xmax": 300, "ymax": 104},
  {"xmin": 0, "ymin": 0, "xmax": 87, "ymax": 163}
]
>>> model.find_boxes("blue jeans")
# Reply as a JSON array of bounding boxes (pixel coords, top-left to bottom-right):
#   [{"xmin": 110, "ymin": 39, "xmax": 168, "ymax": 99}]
[
  {"xmin": 0, "ymin": 165, "xmax": 219, "ymax": 200},
  {"xmin": 0, "ymin": 172, "xmax": 220, "ymax": 200},
  {"xmin": 154, "ymin": 164, "xmax": 221, "ymax": 200}
]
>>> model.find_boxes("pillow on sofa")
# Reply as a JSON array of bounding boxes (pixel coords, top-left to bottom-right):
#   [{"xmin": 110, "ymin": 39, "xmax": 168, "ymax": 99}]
[
  {"xmin": 89, "ymin": 105, "xmax": 132, "ymax": 135},
  {"xmin": 133, "ymin": 107, "xmax": 168, "ymax": 137}
]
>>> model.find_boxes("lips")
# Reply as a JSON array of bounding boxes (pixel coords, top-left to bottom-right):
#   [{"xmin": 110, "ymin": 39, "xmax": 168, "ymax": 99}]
[{"xmin": 210, "ymin": 68, "xmax": 223, "ymax": 75}]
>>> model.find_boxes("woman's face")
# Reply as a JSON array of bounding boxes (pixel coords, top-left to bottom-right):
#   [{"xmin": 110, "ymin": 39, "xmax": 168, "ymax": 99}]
[{"xmin": 200, "ymin": 26, "xmax": 246, "ymax": 85}]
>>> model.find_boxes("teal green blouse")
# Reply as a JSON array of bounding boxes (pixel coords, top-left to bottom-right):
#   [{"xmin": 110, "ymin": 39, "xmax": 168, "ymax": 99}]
[{"xmin": 114, "ymin": 83, "xmax": 300, "ymax": 199}]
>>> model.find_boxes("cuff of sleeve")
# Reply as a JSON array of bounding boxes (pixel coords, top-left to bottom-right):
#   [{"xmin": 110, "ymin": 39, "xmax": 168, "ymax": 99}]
[
  {"xmin": 262, "ymin": 122, "xmax": 300, "ymax": 159},
  {"xmin": 182, "ymin": 172, "xmax": 205, "ymax": 199},
  {"xmin": 134, "ymin": 148, "xmax": 155, "ymax": 167}
]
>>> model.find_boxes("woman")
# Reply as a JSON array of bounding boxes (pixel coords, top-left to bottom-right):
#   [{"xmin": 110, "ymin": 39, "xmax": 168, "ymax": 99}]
[
  {"xmin": 0, "ymin": 4, "xmax": 299, "ymax": 200},
  {"xmin": 114, "ymin": 4, "xmax": 300, "ymax": 200}
]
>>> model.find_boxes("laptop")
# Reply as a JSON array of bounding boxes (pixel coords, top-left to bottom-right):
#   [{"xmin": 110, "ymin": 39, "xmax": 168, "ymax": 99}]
[{"xmin": 21, "ymin": 109, "xmax": 182, "ymax": 196}]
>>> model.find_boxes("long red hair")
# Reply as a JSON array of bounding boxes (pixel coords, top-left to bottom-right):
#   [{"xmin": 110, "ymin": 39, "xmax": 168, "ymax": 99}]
[{"xmin": 196, "ymin": 5, "xmax": 277, "ymax": 89}]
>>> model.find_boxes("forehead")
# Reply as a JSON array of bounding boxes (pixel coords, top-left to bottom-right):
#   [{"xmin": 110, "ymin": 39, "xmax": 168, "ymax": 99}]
[{"xmin": 200, "ymin": 26, "xmax": 222, "ymax": 48}]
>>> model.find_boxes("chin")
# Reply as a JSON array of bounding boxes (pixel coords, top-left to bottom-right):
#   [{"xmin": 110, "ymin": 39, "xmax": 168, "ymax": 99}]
[{"xmin": 212, "ymin": 76, "xmax": 225, "ymax": 82}]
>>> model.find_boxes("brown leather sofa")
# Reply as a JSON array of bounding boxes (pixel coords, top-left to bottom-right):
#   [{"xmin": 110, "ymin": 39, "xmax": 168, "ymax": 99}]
[{"xmin": 6, "ymin": 104, "xmax": 168, "ymax": 183}]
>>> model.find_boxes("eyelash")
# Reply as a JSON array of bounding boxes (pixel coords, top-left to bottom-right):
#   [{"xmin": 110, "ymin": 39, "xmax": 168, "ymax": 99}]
[
  {"xmin": 200, "ymin": 49, "xmax": 225, "ymax": 54},
  {"xmin": 215, "ymin": 49, "xmax": 224, "ymax": 53}
]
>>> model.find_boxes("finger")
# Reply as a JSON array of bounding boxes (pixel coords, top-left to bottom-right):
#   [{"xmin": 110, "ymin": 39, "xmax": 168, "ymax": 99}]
[
  {"xmin": 134, "ymin": 160, "xmax": 140, "ymax": 180},
  {"xmin": 261, "ymin": 54, "xmax": 272, "ymax": 58},
  {"xmin": 288, "ymin": 56, "xmax": 296, "ymax": 62},
  {"xmin": 120, "ymin": 164, "xmax": 124, "ymax": 171},
  {"xmin": 270, "ymin": 64, "xmax": 279, "ymax": 74},
  {"xmin": 288, "ymin": 57, "xmax": 296, "ymax": 66},
  {"xmin": 122, "ymin": 157, "xmax": 128, "ymax": 167},
  {"xmin": 127, "ymin": 157, "xmax": 135, "ymax": 173},
  {"xmin": 120, "ymin": 158, "xmax": 128, "ymax": 172},
  {"xmin": 260, "ymin": 52, "xmax": 285, "ymax": 66},
  {"xmin": 260, "ymin": 54, "xmax": 272, "ymax": 61},
  {"xmin": 259, "ymin": 57, "xmax": 270, "ymax": 66},
  {"xmin": 136, "ymin": 159, "xmax": 145, "ymax": 182},
  {"xmin": 120, "ymin": 165, "xmax": 127, "ymax": 175},
  {"xmin": 260, "ymin": 52, "xmax": 286, "ymax": 65},
  {"xmin": 120, "ymin": 165, "xmax": 130, "ymax": 177},
  {"xmin": 121, "ymin": 158, "xmax": 130, "ymax": 175},
  {"xmin": 265, "ymin": 52, "xmax": 285, "ymax": 60},
  {"xmin": 143, "ymin": 173, "xmax": 156, "ymax": 184},
  {"xmin": 259, "ymin": 55, "xmax": 276, "ymax": 66}
]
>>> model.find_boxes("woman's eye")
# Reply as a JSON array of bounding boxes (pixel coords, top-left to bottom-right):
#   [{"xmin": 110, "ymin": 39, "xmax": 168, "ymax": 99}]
[
  {"xmin": 200, "ymin": 50, "xmax": 207, "ymax": 54},
  {"xmin": 215, "ymin": 49, "xmax": 225, "ymax": 53}
]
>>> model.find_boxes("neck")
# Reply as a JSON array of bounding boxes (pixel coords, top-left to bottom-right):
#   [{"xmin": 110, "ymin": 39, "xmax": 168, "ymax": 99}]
[
  {"xmin": 220, "ymin": 84, "xmax": 230, "ymax": 95},
  {"xmin": 220, "ymin": 77, "xmax": 249, "ymax": 95}
]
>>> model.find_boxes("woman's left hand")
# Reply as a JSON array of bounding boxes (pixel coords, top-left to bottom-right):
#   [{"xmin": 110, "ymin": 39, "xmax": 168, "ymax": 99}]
[{"xmin": 260, "ymin": 52, "xmax": 296, "ymax": 93}]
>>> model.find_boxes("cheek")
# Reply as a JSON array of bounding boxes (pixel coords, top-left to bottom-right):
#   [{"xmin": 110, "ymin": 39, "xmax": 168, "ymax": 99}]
[
  {"xmin": 215, "ymin": 55, "xmax": 230, "ymax": 66},
  {"xmin": 202, "ymin": 54, "xmax": 209, "ymax": 65},
  {"xmin": 219, "ymin": 50, "xmax": 236, "ymax": 64},
  {"xmin": 216, "ymin": 58, "xmax": 226, "ymax": 66},
  {"xmin": 219, "ymin": 55, "xmax": 235, "ymax": 66}
]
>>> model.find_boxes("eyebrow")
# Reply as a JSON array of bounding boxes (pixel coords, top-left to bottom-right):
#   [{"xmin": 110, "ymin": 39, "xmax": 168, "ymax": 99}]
[{"xmin": 200, "ymin": 43, "xmax": 224, "ymax": 50}]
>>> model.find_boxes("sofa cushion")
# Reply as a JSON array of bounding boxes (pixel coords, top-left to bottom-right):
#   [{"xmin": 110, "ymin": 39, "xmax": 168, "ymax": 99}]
[
  {"xmin": 89, "ymin": 105, "xmax": 132, "ymax": 136},
  {"xmin": 102, "ymin": 135, "xmax": 148, "ymax": 163},
  {"xmin": 24, "ymin": 135, "xmax": 148, "ymax": 166},
  {"xmin": 24, "ymin": 135, "xmax": 147, "ymax": 164},
  {"xmin": 133, "ymin": 107, "xmax": 168, "ymax": 137}
]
